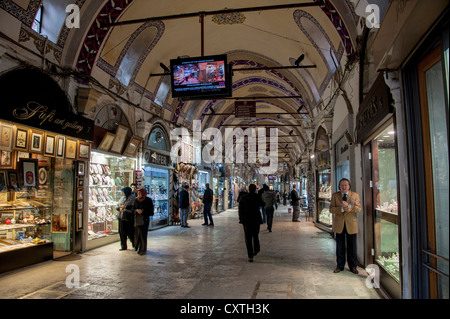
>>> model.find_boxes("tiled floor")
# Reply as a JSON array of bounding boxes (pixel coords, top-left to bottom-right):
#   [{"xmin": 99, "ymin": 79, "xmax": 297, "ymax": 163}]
[{"xmin": 0, "ymin": 206, "xmax": 380, "ymax": 300}]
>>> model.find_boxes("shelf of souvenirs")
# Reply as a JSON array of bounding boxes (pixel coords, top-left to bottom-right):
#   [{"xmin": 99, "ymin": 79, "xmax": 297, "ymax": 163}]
[
  {"xmin": 89, "ymin": 163, "xmax": 129, "ymax": 188},
  {"xmin": 0, "ymin": 199, "xmax": 52, "ymax": 210},
  {"xmin": 0, "ymin": 238, "xmax": 52, "ymax": 253},
  {"xmin": 375, "ymin": 200, "xmax": 398, "ymax": 215},
  {"xmin": 0, "ymin": 219, "xmax": 50, "ymax": 231},
  {"xmin": 318, "ymin": 185, "xmax": 331, "ymax": 200},
  {"xmin": 376, "ymin": 252, "xmax": 400, "ymax": 282},
  {"xmin": 318, "ymin": 208, "xmax": 332, "ymax": 226}
]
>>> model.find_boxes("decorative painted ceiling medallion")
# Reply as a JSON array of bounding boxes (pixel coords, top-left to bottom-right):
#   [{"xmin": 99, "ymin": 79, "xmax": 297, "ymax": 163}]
[{"xmin": 212, "ymin": 8, "xmax": 246, "ymax": 25}]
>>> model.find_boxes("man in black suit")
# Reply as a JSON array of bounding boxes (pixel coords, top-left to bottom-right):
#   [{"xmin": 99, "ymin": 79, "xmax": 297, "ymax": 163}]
[{"xmin": 239, "ymin": 184, "xmax": 263, "ymax": 262}]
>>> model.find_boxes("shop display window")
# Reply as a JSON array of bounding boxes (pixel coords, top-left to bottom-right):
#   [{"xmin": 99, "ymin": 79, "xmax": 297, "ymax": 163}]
[
  {"xmin": 144, "ymin": 165, "xmax": 169, "ymax": 229},
  {"xmin": 317, "ymin": 168, "xmax": 331, "ymax": 226},
  {"xmin": 373, "ymin": 124, "xmax": 400, "ymax": 282},
  {"xmin": 88, "ymin": 152, "xmax": 136, "ymax": 240},
  {"xmin": 0, "ymin": 156, "xmax": 56, "ymax": 253}
]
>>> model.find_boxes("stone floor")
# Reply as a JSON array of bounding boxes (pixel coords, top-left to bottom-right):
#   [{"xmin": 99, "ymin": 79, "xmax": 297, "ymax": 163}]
[{"xmin": 0, "ymin": 206, "xmax": 380, "ymax": 300}]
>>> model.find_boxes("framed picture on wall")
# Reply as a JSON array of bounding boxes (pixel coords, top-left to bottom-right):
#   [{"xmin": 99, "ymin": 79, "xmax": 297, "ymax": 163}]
[
  {"xmin": 29, "ymin": 130, "xmax": 44, "ymax": 154},
  {"xmin": 0, "ymin": 123, "xmax": 14, "ymax": 151},
  {"xmin": 77, "ymin": 161, "xmax": 86, "ymax": 177},
  {"xmin": 52, "ymin": 214, "xmax": 68, "ymax": 233},
  {"xmin": 76, "ymin": 211, "xmax": 84, "ymax": 231},
  {"xmin": 55, "ymin": 136, "xmax": 65, "ymax": 158},
  {"xmin": 123, "ymin": 135, "xmax": 143, "ymax": 158},
  {"xmin": 78, "ymin": 178, "xmax": 85, "ymax": 187},
  {"xmin": 14, "ymin": 127, "xmax": 29, "ymax": 151},
  {"xmin": 0, "ymin": 171, "xmax": 7, "ymax": 190},
  {"xmin": 7, "ymin": 171, "xmax": 19, "ymax": 189},
  {"xmin": 97, "ymin": 132, "xmax": 115, "ymax": 152},
  {"xmin": 110, "ymin": 124, "xmax": 129, "ymax": 155},
  {"xmin": 65, "ymin": 138, "xmax": 77, "ymax": 159},
  {"xmin": 44, "ymin": 134, "xmax": 56, "ymax": 157},
  {"xmin": 0, "ymin": 151, "xmax": 16, "ymax": 170},
  {"xmin": 21, "ymin": 159, "xmax": 38, "ymax": 188},
  {"xmin": 77, "ymin": 141, "xmax": 91, "ymax": 161}
]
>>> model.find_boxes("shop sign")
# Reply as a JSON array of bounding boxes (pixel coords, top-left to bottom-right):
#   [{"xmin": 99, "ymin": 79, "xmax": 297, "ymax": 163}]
[
  {"xmin": 235, "ymin": 101, "xmax": 256, "ymax": 119},
  {"xmin": 5, "ymin": 102, "xmax": 94, "ymax": 141},
  {"xmin": 356, "ymin": 74, "xmax": 393, "ymax": 143},
  {"xmin": 144, "ymin": 149, "xmax": 170, "ymax": 166}
]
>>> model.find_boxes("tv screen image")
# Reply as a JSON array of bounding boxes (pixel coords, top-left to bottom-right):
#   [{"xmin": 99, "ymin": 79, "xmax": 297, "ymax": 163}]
[{"xmin": 170, "ymin": 54, "xmax": 232, "ymax": 100}]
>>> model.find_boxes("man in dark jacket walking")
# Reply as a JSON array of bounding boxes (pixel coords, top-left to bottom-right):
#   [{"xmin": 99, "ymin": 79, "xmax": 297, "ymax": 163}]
[
  {"xmin": 239, "ymin": 184, "xmax": 263, "ymax": 262},
  {"xmin": 202, "ymin": 183, "xmax": 214, "ymax": 226},
  {"xmin": 291, "ymin": 184, "xmax": 301, "ymax": 222},
  {"xmin": 178, "ymin": 184, "xmax": 190, "ymax": 228}
]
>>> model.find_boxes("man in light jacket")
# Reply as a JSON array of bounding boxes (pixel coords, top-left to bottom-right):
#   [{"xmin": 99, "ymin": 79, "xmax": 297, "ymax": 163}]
[
  {"xmin": 261, "ymin": 184, "xmax": 278, "ymax": 232},
  {"xmin": 329, "ymin": 178, "xmax": 362, "ymax": 274}
]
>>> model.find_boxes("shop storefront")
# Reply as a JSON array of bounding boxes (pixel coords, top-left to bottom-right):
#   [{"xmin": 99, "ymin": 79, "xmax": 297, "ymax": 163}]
[
  {"xmin": 0, "ymin": 68, "xmax": 94, "ymax": 273},
  {"xmin": 357, "ymin": 74, "xmax": 400, "ymax": 299},
  {"xmin": 142, "ymin": 124, "xmax": 171, "ymax": 230},
  {"xmin": 86, "ymin": 105, "xmax": 140, "ymax": 250},
  {"xmin": 314, "ymin": 127, "xmax": 332, "ymax": 232}
]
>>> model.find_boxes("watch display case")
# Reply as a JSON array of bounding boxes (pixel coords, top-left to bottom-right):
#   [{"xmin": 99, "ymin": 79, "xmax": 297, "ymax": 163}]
[
  {"xmin": 317, "ymin": 168, "xmax": 332, "ymax": 227},
  {"xmin": 88, "ymin": 152, "xmax": 136, "ymax": 241},
  {"xmin": 144, "ymin": 165, "xmax": 169, "ymax": 229}
]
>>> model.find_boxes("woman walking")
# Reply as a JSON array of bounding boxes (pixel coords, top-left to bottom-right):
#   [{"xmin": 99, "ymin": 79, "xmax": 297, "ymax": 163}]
[{"xmin": 133, "ymin": 188, "xmax": 154, "ymax": 255}]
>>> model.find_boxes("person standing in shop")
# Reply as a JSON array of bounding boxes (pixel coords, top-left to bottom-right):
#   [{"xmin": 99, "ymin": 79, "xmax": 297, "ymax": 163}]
[
  {"xmin": 117, "ymin": 186, "xmax": 136, "ymax": 251},
  {"xmin": 330, "ymin": 178, "xmax": 361, "ymax": 274},
  {"xmin": 261, "ymin": 184, "xmax": 277, "ymax": 232},
  {"xmin": 239, "ymin": 184, "xmax": 263, "ymax": 263},
  {"xmin": 130, "ymin": 183, "xmax": 138, "ymax": 197},
  {"xmin": 178, "ymin": 184, "xmax": 190, "ymax": 228},
  {"xmin": 290, "ymin": 184, "xmax": 301, "ymax": 222},
  {"xmin": 133, "ymin": 188, "xmax": 154, "ymax": 255},
  {"xmin": 202, "ymin": 183, "xmax": 214, "ymax": 226}
]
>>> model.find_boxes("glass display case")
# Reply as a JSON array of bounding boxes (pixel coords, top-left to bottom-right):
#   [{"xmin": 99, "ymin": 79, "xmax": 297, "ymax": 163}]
[
  {"xmin": 0, "ymin": 196, "xmax": 52, "ymax": 251},
  {"xmin": 373, "ymin": 124, "xmax": 400, "ymax": 282},
  {"xmin": 88, "ymin": 152, "xmax": 135, "ymax": 243},
  {"xmin": 144, "ymin": 165, "xmax": 169, "ymax": 229},
  {"xmin": 317, "ymin": 168, "xmax": 332, "ymax": 226},
  {"xmin": 0, "ymin": 191, "xmax": 54, "ymax": 273}
]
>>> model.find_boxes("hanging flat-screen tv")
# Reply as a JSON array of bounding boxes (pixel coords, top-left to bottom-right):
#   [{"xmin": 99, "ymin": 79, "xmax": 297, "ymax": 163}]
[{"xmin": 170, "ymin": 54, "xmax": 232, "ymax": 100}]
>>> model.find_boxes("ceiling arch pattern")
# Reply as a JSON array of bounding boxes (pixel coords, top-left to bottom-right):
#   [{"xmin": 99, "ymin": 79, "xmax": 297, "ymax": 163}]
[
  {"xmin": 96, "ymin": 20, "xmax": 165, "ymax": 86},
  {"xmin": 316, "ymin": 0, "xmax": 355, "ymax": 55},
  {"xmin": 76, "ymin": 0, "xmax": 135, "ymax": 74}
]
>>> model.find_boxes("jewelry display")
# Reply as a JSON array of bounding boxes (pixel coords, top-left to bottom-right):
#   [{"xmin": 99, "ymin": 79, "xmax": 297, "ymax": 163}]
[{"xmin": 88, "ymin": 158, "xmax": 134, "ymax": 240}]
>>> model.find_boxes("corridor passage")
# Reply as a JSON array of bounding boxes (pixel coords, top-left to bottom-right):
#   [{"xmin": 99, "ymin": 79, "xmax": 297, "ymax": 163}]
[{"xmin": 0, "ymin": 206, "xmax": 380, "ymax": 300}]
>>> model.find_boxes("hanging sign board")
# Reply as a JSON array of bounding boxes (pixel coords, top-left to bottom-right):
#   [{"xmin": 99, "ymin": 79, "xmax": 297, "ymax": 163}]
[{"xmin": 235, "ymin": 101, "xmax": 256, "ymax": 119}]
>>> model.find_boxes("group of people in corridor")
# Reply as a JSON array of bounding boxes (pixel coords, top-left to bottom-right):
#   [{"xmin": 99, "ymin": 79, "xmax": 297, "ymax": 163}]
[{"xmin": 118, "ymin": 178, "xmax": 361, "ymax": 274}]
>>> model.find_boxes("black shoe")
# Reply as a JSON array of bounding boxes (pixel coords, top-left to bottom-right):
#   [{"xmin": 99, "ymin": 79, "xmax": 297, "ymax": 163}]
[
  {"xmin": 248, "ymin": 258, "xmax": 254, "ymax": 263},
  {"xmin": 350, "ymin": 268, "xmax": 359, "ymax": 274},
  {"xmin": 119, "ymin": 248, "xmax": 127, "ymax": 251},
  {"xmin": 209, "ymin": 224, "xmax": 214, "ymax": 227},
  {"xmin": 333, "ymin": 268, "xmax": 344, "ymax": 273},
  {"xmin": 202, "ymin": 223, "xmax": 208, "ymax": 226}
]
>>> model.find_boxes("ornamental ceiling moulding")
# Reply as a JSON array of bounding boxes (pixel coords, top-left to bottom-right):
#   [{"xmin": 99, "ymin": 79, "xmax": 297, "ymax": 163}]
[{"xmin": 211, "ymin": 8, "xmax": 246, "ymax": 25}]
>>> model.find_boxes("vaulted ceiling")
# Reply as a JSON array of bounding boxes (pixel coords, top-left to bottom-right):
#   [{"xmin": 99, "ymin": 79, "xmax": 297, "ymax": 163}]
[{"xmin": 2, "ymin": 0, "xmax": 361, "ymax": 168}]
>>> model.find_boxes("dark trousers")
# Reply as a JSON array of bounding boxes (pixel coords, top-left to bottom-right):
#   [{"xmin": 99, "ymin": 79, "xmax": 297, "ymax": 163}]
[
  {"xmin": 265, "ymin": 207, "xmax": 274, "ymax": 231},
  {"xmin": 243, "ymin": 224, "xmax": 260, "ymax": 259},
  {"xmin": 119, "ymin": 219, "xmax": 134, "ymax": 249},
  {"xmin": 203, "ymin": 203, "xmax": 214, "ymax": 225},
  {"xmin": 134, "ymin": 222, "xmax": 149, "ymax": 253},
  {"xmin": 335, "ymin": 224, "xmax": 357, "ymax": 270}
]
